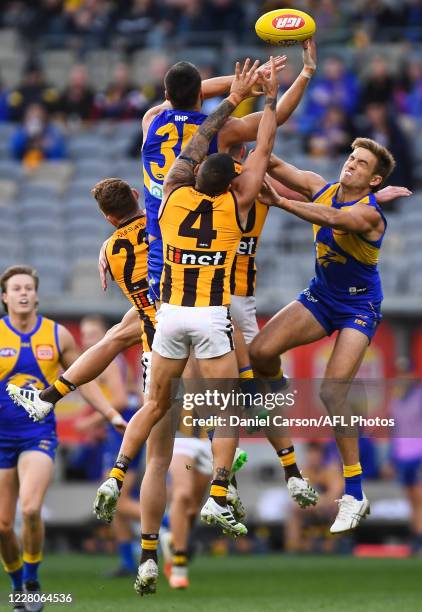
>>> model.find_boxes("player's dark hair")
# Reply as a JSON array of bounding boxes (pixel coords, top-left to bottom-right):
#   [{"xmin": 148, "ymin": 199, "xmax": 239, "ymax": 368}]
[
  {"xmin": 0, "ymin": 265, "xmax": 39, "ymax": 313},
  {"xmin": 351, "ymin": 137, "xmax": 396, "ymax": 188},
  {"xmin": 164, "ymin": 61, "xmax": 202, "ymax": 110},
  {"xmin": 91, "ymin": 178, "xmax": 139, "ymax": 219},
  {"xmin": 196, "ymin": 153, "xmax": 238, "ymax": 197}
]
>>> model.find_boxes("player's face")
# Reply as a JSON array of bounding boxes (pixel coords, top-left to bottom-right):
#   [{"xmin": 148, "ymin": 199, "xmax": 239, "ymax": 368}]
[
  {"xmin": 2, "ymin": 274, "xmax": 37, "ymax": 315},
  {"xmin": 340, "ymin": 147, "xmax": 382, "ymax": 191},
  {"xmin": 80, "ymin": 321, "xmax": 106, "ymax": 350}
]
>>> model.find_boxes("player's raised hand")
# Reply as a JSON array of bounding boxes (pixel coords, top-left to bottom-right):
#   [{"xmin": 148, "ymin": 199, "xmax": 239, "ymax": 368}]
[
  {"xmin": 260, "ymin": 56, "xmax": 279, "ymax": 99},
  {"xmin": 229, "ymin": 58, "xmax": 261, "ymax": 103},
  {"xmin": 375, "ymin": 185, "xmax": 412, "ymax": 203},
  {"xmin": 258, "ymin": 175, "xmax": 283, "ymax": 207},
  {"xmin": 302, "ymin": 38, "xmax": 317, "ymax": 73},
  {"xmin": 258, "ymin": 55, "xmax": 287, "ymax": 78}
]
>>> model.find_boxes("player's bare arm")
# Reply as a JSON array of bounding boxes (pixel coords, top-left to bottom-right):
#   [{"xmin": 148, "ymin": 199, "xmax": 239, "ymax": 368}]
[
  {"xmin": 267, "ymin": 153, "xmax": 325, "ymax": 200},
  {"xmin": 231, "ymin": 57, "xmax": 279, "ymax": 220},
  {"xmin": 260, "ymin": 179, "xmax": 385, "ymax": 240},
  {"xmin": 57, "ymin": 325, "xmax": 127, "ymax": 433},
  {"xmin": 218, "ymin": 39, "xmax": 317, "ymax": 150},
  {"xmin": 162, "ymin": 58, "xmax": 260, "ymax": 202}
]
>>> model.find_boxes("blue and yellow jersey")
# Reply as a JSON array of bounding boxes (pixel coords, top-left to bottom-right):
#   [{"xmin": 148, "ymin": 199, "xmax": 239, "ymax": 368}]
[
  {"xmin": 311, "ymin": 182, "xmax": 387, "ymax": 304},
  {"xmin": 142, "ymin": 109, "xmax": 218, "ymax": 239},
  {"xmin": 0, "ymin": 315, "xmax": 61, "ymax": 440}
]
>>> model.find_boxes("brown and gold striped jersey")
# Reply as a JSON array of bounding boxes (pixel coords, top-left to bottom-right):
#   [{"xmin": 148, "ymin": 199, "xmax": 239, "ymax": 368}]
[{"xmin": 159, "ymin": 186, "xmax": 243, "ymax": 307}]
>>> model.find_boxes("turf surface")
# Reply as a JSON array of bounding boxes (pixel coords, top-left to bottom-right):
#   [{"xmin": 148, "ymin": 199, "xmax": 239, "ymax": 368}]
[{"xmin": 2, "ymin": 553, "xmax": 422, "ymax": 611}]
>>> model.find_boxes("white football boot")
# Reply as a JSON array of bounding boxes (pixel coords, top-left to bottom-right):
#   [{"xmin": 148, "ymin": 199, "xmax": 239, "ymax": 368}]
[
  {"xmin": 200, "ymin": 497, "xmax": 247, "ymax": 537},
  {"xmin": 330, "ymin": 494, "xmax": 370, "ymax": 533},
  {"xmin": 7, "ymin": 384, "xmax": 53, "ymax": 421},
  {"xmin": 227, "ymin": 482, "xmax": 247, "ymax": 522},
  {"xmin": 134, "ymin": 559, "xmax": 158, "ymax": 596},
  {"xmin": 287, "ymin": 477, "xmax": 319, "ymax": 508},
  {"xmin": 93, "ymin": 478, "xmax": 120, "ymax": 523},
  {"xmin": 169, "ymin": 565, "xmax": 189, "ymax": 590}
]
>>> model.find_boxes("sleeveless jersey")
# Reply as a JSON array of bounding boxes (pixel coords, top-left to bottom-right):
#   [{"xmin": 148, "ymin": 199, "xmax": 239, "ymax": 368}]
[
  {"xmin": 159, "ymin": 186, "xmax": 243, "ymax": 307},
  {"xmin": 312, "ymin": 182, "xmax": 387, "ymax": 304},
  {"xmin": 105, "ymin": 214, "xmax": 156, "ymax": 351},
  {"xmin": 230, "ymin": 199, "xmax": 268, "ymax": 297},
  {"xmin": 0, "ymin": 315, "xmax": 60, "ymax": 441},
  {"xmin": 142, "ymin": 109, "xmax": 218, "ymax": 239}
]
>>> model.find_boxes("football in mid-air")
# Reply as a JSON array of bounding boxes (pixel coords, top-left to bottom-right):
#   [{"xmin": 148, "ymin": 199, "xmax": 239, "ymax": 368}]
[{"xmin": 255, "ymin": 8, "xmax": 316, "ymax": 46}]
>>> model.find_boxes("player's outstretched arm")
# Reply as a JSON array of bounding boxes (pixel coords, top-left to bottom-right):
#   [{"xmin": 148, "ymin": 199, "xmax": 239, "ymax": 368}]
[
  {"xmin": 218, "ymin": 39, "xmax": 317, "ymax": 150},
  {"xmin": 232, "ymin": 57, "xmax": 278, "ymax": 213},
  {"xmin": 162, "ymin": 58, "xmax": 260, "ymax": 202},
  {"xmin": 267, "ymin": 153, "xmax": 325, "ymax": 200},
  {"xmin": 58, "ymin": 325, "xmax": 127, "ymax": 433},
  {"xmin": 260, "ymin": 179, "xmax": 385, "ymax": 234}
]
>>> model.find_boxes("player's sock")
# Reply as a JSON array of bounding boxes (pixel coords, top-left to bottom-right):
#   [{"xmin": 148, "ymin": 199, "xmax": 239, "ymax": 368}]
[
  {"xmin": 343, "ymin": 463, "xmax": 363, "ymax": 500},
  {"xmin": 140, "ymin": 534, "xmax": 158, "ymax": 564},
  {"xmin": 239, "ymin": 366, "xmax": 258, "ymax": 409},
  {"xmin": 118, "ymin": 541, "xmax": 136, "ymax": 572},
  {"xmin": 277, "ymin": 446, "xmax": 302, "ymax": 482},
  {"xmin": 172, "ymin": 551, "xmax": 187, "ymax": 568},
  {"xmin": 22, "ymin": 551, "xmax": 42, "ymax": 583},
  {"xmin": 4, "ymin": 558, "xmax": 23, "ymax": 590},
  {"xmin": 40, "ymin": 376, "xmax": 76, "ymax": 404},
  {"xmin": 109, "ymin": 457, "xmax": 130, "ymax": 490},
  {"xmin": 210, "ymin": 479, "xmax": 229, "ymax": 507},
  {"xmin": 161, "ymin": 513, "xmax": 170, "ymax": 530},
  {"xmin": 206, "ymin": 427, "xmax": 214, "ymax": 442}
]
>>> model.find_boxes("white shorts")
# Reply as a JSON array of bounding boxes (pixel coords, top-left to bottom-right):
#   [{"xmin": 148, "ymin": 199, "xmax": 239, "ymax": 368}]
[
  {"xmin": 152, "ymin": 303, "xmax": 234, "ymax": 359},
  {"xmin": 173, "ymin": 437, "xmax": 213, "ymax": 475},
  {"xmin": 230, "ymin": 295, "xmax": 259, "ymax": 344}
]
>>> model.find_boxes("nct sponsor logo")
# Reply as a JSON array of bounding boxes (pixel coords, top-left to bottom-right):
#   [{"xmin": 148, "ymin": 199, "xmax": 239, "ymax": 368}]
[
  {"xmin": 272, "ymin": 15, "xmax": 305, "ymax": 30},
  {"xmin": 237, "ymin": 236, "xmax": 258, "ymax": 256},
  {"xmin": 167, "ymin": 245, "xmax": 227, "ymax": 266}
]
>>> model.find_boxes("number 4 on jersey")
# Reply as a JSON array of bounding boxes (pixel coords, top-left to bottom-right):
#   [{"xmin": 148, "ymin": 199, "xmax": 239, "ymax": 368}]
[{"xmin": 178, "ymin": 199, "xmax": 217, "ymax": 248}]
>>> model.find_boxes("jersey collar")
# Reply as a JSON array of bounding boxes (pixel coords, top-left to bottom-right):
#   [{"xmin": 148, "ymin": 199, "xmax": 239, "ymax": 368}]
[
  {"xmin": 4, "ymin": 314, "xmax": 42, "ymax": 337},
  {"xmin": 118, "ymin": 214, "xmax": 145, "ymax": 229}
]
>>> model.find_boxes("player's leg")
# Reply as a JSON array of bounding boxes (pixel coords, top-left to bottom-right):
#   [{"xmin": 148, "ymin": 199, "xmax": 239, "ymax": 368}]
[
  {"xmin": 166, "ymin": 452, "xmax": 195, "ymax": 588},
  {"xmin": 407, "ymin": 481, "xmax": 422, "ymax": 553},
  {"xmin": 246, "ymin": 301, "xmax": 325, "ymax": 506},
  {"xmin": 17, "ymin": 450, "xmax": 54, "ymax": 604},
  {"xmin": 320, "ymin": 328, "xmax": 371, "ymax": 532},
  {"xmin": 196, "ymin": 351, "xmax": 247, "ymax": 536},
  {"xmin": 0, "ymin": 465, "xmax": 23, "ymax": 600}
]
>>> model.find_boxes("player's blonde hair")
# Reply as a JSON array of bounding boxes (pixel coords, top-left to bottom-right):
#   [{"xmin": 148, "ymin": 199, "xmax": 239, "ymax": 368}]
[{"xmin": 351, "ymin": 137, "xmax": 396, "ymax": 185}]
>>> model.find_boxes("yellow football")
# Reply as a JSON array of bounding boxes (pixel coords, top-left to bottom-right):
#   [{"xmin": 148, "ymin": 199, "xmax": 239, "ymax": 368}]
[{"xmin": 255, "ymin": 8, "xmax": 316, "ymax": 46}]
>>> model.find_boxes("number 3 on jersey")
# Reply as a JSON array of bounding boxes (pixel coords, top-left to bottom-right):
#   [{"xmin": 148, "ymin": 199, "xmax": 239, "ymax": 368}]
[
  {"xmin": 179, "ymin": 199, "xmax": 217, "ymax": 248},
  {"xmin": 150, "ymin": 122, "xmax": 199, "ymax": 181}
]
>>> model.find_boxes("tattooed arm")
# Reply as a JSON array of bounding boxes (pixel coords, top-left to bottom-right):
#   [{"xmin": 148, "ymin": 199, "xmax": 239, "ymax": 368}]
[{"xmin": 162, "ymin": 58, "xmax": 260, "ymax": 202}]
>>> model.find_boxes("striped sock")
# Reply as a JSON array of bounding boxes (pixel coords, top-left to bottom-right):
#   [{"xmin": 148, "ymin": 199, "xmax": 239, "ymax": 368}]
[
  {"xmin": 3, "ymin": 558, "xmax": 23, "ymax": 590},
  {"xmin": 40, "ymin": 376, "xmax": 76, "ymax": 403},
  {"xmin": 172, "ymin": 551, "xmax": 188, "ymax": 567},
  {"xmin": 210, "ymin": 479, "xmax": 229, "ymax": 507},
  {"xmin": 23, "ymin": 551, "xmax": 42, "ymax": 583},
  {"xmin": 277, "ymin": 446, "xmax": 301, "ymax": 482},
  {"xmin": 140, "ymin": 533, "xmax": 158, "ymax": 563},
  {"xmin": 344, "ymin": 463, "xmax": 363, "ymax": 500},
  {"xmin": 109, "ymin": 457, "xmax": 130, "ymax": 490}
]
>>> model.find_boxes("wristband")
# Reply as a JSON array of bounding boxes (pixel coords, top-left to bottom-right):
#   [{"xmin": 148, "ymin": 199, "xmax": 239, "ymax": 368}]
[{"xmin": 301, "ymin": 68, "xmax": 315, "ymax": 79}]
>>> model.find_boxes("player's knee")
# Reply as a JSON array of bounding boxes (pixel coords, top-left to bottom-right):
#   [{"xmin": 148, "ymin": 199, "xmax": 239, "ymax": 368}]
[
  {"xmin": 319, "ymin": 381, "xmax": 344, "ymax": 409},
  {"xmin": 173, "ymin": 487, "xmax": 192, "ymax": 508},
  {"xmin": 249, "ymin": 337, "xmax": 269, "ymax": 368},
  {"xmin": 0, "ymin": 518, "xmax": 14, "ymax": 537},
  {"xmin": 21, "ymin": 504, "xmax": 41, "ymax": 526}
]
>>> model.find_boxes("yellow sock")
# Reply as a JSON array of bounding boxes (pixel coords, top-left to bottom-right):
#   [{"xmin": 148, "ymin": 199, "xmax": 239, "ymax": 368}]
[
  {"xmin": 210, "ymin": 483, "xmax": 228, "ymax": 498},
  {"xmin": 109, "ymin": 467, "xmax": 126, "ymax": 483},
  {"xmin": 239, "ymin": 366, "xmax": 253, "ymax": 379},
  {"xmin": 278, "ymin": 448, "xmax": 296, "ymax": 468},
  {"xmin": 54, "ymin": 378, "xmax": 73, "ymax": 397}
]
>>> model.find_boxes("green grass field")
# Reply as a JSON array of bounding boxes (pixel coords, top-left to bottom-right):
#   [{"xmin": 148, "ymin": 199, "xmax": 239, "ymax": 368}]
[{"xmin": 3, "ymin": 553, "xmax": 422, "ymax": 612}]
